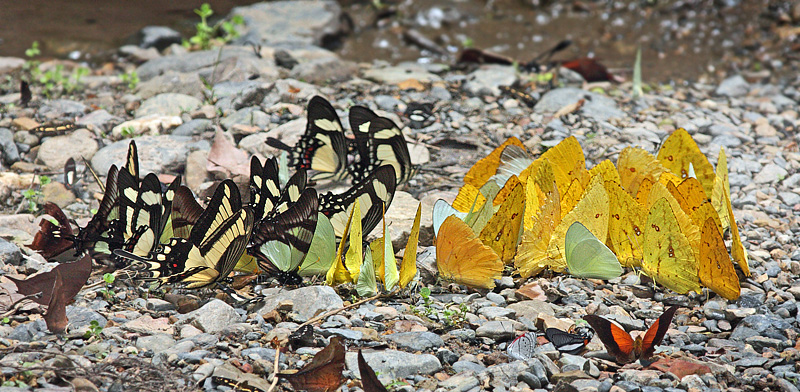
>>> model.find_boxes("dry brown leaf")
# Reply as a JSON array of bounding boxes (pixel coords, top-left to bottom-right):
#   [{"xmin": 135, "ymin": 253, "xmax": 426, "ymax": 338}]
[{"xmin": 207, "ymin": 129, "xmax": 250, "ymax": 178}]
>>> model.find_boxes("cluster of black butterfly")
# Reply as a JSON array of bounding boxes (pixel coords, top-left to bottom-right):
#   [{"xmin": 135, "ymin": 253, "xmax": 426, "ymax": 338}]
[{"xmin": 29, "ymin": 96, "xmax": 417, "ymax": 292}]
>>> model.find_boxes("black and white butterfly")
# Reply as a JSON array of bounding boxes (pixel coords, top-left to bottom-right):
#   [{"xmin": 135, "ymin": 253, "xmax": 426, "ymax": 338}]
[
  {"xmin": 115, "ymin": 180, "xmax": 255, "ymax": 289},
  {"xmin": 319, "ymin": 165, "xmax": 397, "ymax": 238},
  {"xmin": 266, "ymin": 96, "xmax": 349, "ymax": 182},
  {"xmin": 404, "ymin": 102, "xmax": 435, "ymax": 129},
  {"xmin": 348, "ymin": 105, "xmax": 417, "ymax": 186},
  {"xmin": 545, "ymin": 326, "xmax": 594, "ymax": 355}
]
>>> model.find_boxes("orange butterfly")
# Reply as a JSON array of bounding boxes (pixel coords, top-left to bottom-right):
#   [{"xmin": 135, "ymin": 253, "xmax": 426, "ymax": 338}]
[{"xmin": 583, "ymin": 306, "xmax": 678, "ymax": 364}]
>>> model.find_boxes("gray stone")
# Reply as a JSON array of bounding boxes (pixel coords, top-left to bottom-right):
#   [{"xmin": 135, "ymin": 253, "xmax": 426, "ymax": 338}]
[
  {"xmin": 153, "ymin": 340, "xmax": 194, "ymax": 366},
  {"xmin": 172, "ymin": 119, "xmax": 214, "ymax": 136},
  {"xmin": 519, "ymin": 371, "xmax": 542, "ymax": 389},
  {"xmin": 91, "ymin": 135, "xmax": 210, "ymax": 176},
  {"xmin": 778, "ymin": 192, "xmax": 800, "ymax": 206},
  {"xmin": 452, "ymin": 360, "xmax": 485, "ymax": 373},
  {"xmin": 484, "ymin": 360, "xmax": 538, "ymax": 387},
  {"xmin": 0, "ymin": 238, "xmax": 22, "ymax": 266},
  {"xmin": 440, "ymin": 372, "xmax": 480, "ymax": 391},
  {"xmin": 135, "ymin": 333, "xmax": 176, "ymax": 353},
  {"xmin": 384, "ymin": 331, "xmax": 444, "ymax": 351},
  {"xmin": 136, "ymin": 71, "xmax": 205, "ymax": 100},
  {"xmin": 710, "ymin": 134, "xmax": 742, "ymax": 148},
  {"xmin": 363, "ymin": 64, "xmax": 443, "ymax": 84},
  {"xmin": 463, "ymin": 65, "xmax": 518, "ymax": 96},
  {"xmin": 534, "ymin": 88, "xmax": 625, "ymax": 121},
  {"xmin": 448, "ymin": 328, "xmax": 477, "ymax": 341},
  {"xmin": 8, "ymin": 319, "xmax": 47, "ymax": 342},
  {"xmin": 0, "ymin": 128, "xmax": 19, "ymax": 165},
  {"xmin": 436, "ymin": 348, "xmax": 459, "ymax": 365},
  {"xmin": 212, "ymin": 80, "xmax": 271, "ymax": 113},
  {"xmin": 178, "ymin": 299, "xmax": 242, "ymax": 333},
  {"xmin": 136, "ymin": 46, "xmax": 278, "ymax": 82},
  {"xmin": 241, "ymin": 347, "xmax": 286, "ymax": 363},
  {"xmin": 139, "ymin": 26, "xmax": 182, "ymax": 51},
  {"xmin": 136, "ymin": 93, "xmax": 202, "ymax": 117},
  {"xmin": 475, "ymin": 320, "xmax": 515, "ymax": 340},
  {"xmin": 753, "ymin": 163, "xmax": 788, "ymax": 184},
  {"xmin": 146, "ymin": 298, "xmax": 176, "ymax": 312},
  {"xmin": 239, "ymin": 118, "xmax": 305, "ymax": 158},
  {"xmin": 485, "ymin": 292, "xmax": 507, "ymax": 305},
  {"xmin": 507, "ymin": 300, "xmax": 554, "ymax": 321},
  {"xmin": 38, "ymin": 99, "xmax": 88, "ymax": 119},
  {"xmin": 37, "ymin": 128, "xmax": 98, "ymax": 170},
  {"xmin": 231, "ymin": 1, "xmax": 343, "ymax": 47},
  {"xmin": 477, "ymin": 306, "xmax": 516, "ymax": 320},
  {"xmin": 220, "ymin": 107, "xmax": 270, "ymax": 130},
  {"xmin": 744, "ymin": 335, "xmax": 786, "ymax": 352},
  {"xmin": 290, "ymin": 57, "xmax": 358, "ymax": 84},
  {"xmin": 256, "ymin": 286, "xmax": 343, "ymax": 322},
  {"xmin": 77, "ymin": 109, "xmax": 123, "ymax": 133},
  {"xmin": 118, "ymin": 45, "xmax": 161, "ymax": 63},
  {"xmin": 344, "ymin": 350, "xmax": 441, "ymax": 379},
  {"xmin": 319, "ymin": 328, "xmax": 363, "ymax": 341},
  {"xmin": 0, "ymin": 57, "xmax": 25, "ymax": 73},
  {"xmin": 715, "ymin": 75, "xmax": 750, "ymax": 97}
]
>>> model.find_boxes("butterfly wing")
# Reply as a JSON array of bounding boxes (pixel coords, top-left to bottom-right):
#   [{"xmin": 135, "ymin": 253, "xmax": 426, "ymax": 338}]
[
  {"xmin": 436, "ymin": 215, "xmax": 503, "ymax": 289},
  {"xmin": 564, "ymin": 221, "xmax": 622, "ymax": 280},
  {"xmin": 348, "ymin": 106, "xmax": 415, "ymax": 185},
  {"xmin": 27, "ymin": 202, "xmax": 76, "ymax": 260},
  {"xmin": 642, "ymin": 196, "xmax": 702, "ymax": 294},
  {"xmin": 320, "ymin": 165, "xmax": 396, "ymax": 237},
  {"xmin": 171, "ymin": 186, "xmax": 204, "ymax": 239},
  {"xmin": 545, "ymin": 328, "xmax": 591, "ymax": 355},
  {"xmin": 583, "ymin": 314, "xmax": 636, "ymax": 363},
  {"xmin": 506, "ymin": 332, "xmax": 536, "ymax": 360},
  {"xmin": 639, "ymin": 306, "xmax": 678, "ymax": 360},
  {"xmin": 249, "ymin": 156, "xmax": 281, "ymax": 222}
]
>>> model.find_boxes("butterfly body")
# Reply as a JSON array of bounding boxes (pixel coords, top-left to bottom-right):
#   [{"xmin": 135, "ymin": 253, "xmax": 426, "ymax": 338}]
[
  {"xmin": 583, "ymin": 306, "xmax": 678, "ymax": 364},
  {"xmin": 545, "ymin": 327, "xmax": 593, "ymax": 355}
]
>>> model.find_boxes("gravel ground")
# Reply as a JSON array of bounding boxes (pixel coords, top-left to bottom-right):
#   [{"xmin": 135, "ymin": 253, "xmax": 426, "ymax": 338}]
[{"xmin": 0, "ymin": 2, "xmax": 798, "ymax": 392}]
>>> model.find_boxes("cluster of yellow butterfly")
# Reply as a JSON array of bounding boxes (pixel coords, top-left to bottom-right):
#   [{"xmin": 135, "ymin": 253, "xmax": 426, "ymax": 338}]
[
  {"xmin": 435, "ymin": 129, "xmax": 748, "ymax": 300},
  {"xmin": 325, "ymin": 200, "xmax": 422, "ymax": 297}
]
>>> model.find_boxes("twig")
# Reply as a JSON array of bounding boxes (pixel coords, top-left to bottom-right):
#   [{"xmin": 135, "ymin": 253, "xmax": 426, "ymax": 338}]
[
  {"xmin": 265, "ymin": 339, "xmax": 282, "ymax": 392},
  {"xmin": 298, "ymin": 292, "xmax": 383, "ymax": 328}
]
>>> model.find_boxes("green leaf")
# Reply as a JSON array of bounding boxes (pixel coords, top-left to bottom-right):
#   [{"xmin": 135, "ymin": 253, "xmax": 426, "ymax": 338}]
[{"xmin": 632, "ymin": 45, "xmax": 643, "ymax": 100}]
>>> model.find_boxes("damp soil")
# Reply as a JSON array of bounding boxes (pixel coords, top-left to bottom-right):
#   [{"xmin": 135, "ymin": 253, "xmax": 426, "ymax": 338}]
[{"xmin": 0, "ymin": 0, "xmax": 796, "ymax": 83}]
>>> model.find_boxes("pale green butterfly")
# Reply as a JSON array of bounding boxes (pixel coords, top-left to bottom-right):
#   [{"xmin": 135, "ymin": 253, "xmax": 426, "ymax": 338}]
[
  {"xmin": 356, "ymin": 246, "xmax": 377, "ymax": 297},
  {"xmin": 565, "ymin": 221, "xmax": 623, "ymax": 280},
  {"xmin": 298, "ymin": 213, "xmax": 336, "ymax": 277}
]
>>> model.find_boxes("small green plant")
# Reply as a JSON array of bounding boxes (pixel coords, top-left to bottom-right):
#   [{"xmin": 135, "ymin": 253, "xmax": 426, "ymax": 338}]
[
  {"xmin": 120, "ymin": 126, "xmax": 136, "ymax": 138},
  {"xmin": 183, "ymin": 3, "xmax": 244, "ymax": 51},
  {"xmin": 632, "ymin": 45, "xmax": 643, "ymax": 100},
  {"xmin": 535, "ymin": 71, "xmax": 554, "ymax": 84},
  {"xmin": 84, "ymin": 320, "xmax": 103, "ymax": 339},
  {"xmin": 121, "ymin": 70, "xmax": 140, "ymax": 90},
  {"xmin": 99, "ymin": 273, "xmax": 116, "ymax": 300},
  {"xmin": 2, "ymin": 317, "xmax": 10, "ymax": 324},
  {"xmin": 39, "ymin": 175, "xmax": 51, "ymax": 186},
  {"xmin": 22, "ymin": 188, "xmax": 43, "ymax": 213},
  {"xmin": 462, "ymin": 37, "xmax": 475, "ymax": 49},
  {"xmin": 1, "ymin": 381, "xmax": 28, "ymax": 388},
  {"xmin": 25, "ymin": 41, "xmax": 41, "ymax": 58},
  {"xmin": 412, "ymin": 287, "xmax": 467, "ymax": 327}
]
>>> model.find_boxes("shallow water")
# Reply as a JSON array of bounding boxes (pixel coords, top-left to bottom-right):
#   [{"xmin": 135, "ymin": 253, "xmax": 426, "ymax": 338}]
[{"xmin": 0, "ymin": 0, "xmax": 789, "ymax": 83}]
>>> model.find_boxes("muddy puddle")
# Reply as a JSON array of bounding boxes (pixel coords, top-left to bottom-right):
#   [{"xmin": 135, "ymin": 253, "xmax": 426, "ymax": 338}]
[{"xmin": 0, "ymin": 0, "xmax": 794, "ymax": 83}]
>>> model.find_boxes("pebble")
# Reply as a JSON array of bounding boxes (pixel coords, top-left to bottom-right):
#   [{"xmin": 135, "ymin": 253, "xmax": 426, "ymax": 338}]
[
  {"xmin": 37, "ymin": 128, "xmax": 98, "ymax": 170},
  {"xmin": 177, "ymin": 299, "xmax": 242, "ymax": 333}
]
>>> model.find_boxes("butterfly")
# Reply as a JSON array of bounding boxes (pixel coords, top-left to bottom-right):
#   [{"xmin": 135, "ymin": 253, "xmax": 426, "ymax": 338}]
[
  {"xmin": 29, "ymin": 122, "xmax": 77, "ymax": 136},
  {"xmin": 248, "ymin": 188, "xmax": 319, "ymax": 285},
  {"xmin": 211, "ymin": 377, "xmax": 266, "ymax": 392},
  {"xmin": 114, "ymin": 180, "xmax": 254, "ymax": 289},
  {"xmin": 266, "ymin": 96, "xmax": 349, "ymax": 182},
  {"xmin": 545, "ymin": 326, "xmax": 594, "ymax": 355},
  {"xmin": 656, "ymin": 128, "xmax": 715, "ymax": 197},
  {"xmin": 615, "ymin": 147, "xmax": 667, "ymax": 199},
  {"xmin": 319, "ymin": 165, "xmax": 397, "ymax": 238},
  {"xmin": 64, "ymin": 158, "xmax": 77, "ymax": 188},
  {"xmin": 506, "ymin": 332, "xmax": 536, "ymax": 360},
  {"xmin": 710, "ymin": 147, "xmax": 749, "ymax": 276},
  {"xmin": 249, "ymin": 156, "xmax": 307, "ymax": 222},
  {"xmin": 563, "ymin": 221, "xmax": 622, "ymax": 280},
  {"xmin": 698, "ymin": 217, "xmax": 740, "ymax": 300},
  {"xmin": 436, "ymin": 215, "xmax": 503, "ymax": 289},
  {"xmin": 278, "ymin": 335, "xmax": 346, "ymax": 392},
  {"xmin": 348, "ymin": 105, "xmax": 416, "ymax": 186},
  {"xmin": 116, "ymin": 170, "xmax": 180, "ymax": 259},
  {"xmin": 583, "ymin": 306, "xmax": 679, "ymax": 364},
  {"xmin": 404, "ymin": 102, "xmax": 435, "ymax": 129}
]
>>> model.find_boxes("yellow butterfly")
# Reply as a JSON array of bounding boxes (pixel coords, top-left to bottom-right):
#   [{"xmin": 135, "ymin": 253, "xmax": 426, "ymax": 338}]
[
  {"xmin": 436, "ymin": 215, "xmax": 504, "ymax": 289},
  {"xmin": 398, "ymin": 203, "xmax": 422, "ymax": 289},
  {"xmin": 516, "ymin": 161, "xmax": 561, "ymax": 278},
  {"xmin": 326, "ymin": 199, "xmax": 363, "ymax": 285},
  {"xmin": 656, "ymin": 128, "xmax": 716, "ymax": 197},
  {"xmin": 479, "ymin": 176, "xmax": 525, "ymax": 263},
  {"xmin": 604, "ymin": 180, "xmax": 645, "ymax": 268},
  {"xmin": 698, "ymin": 217, "xmax": 740, "ymax": 300},
  {"xmin": 711, "ymin": 147, "xmax": 750, "ymax": 276},
  {"xmin": 616, "ymin": 147, "xmax": 667, "ymax": 198},
  {"xmin": 642, "ymin": 196, "xmax": 702, "ymax": 295}
]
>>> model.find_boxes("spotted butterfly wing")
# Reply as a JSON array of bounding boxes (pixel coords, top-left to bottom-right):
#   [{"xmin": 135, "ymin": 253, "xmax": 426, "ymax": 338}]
[
  {"xmin": 266, "ymin": 96, "xmax": 348, "ymax": 181},
  {"xmin": 249, "ymin": 188, "xmax": 319, "ymax": 284},
  {"xmin": 320, "ymin": 165, "xmax": 396, "ymax": 238},
  {"xmin": 506, "ymin": 332, "xmax": 536, "ymax": 360},
  {"xmin": 348, "ymin": 105, "xmax": 416, "ymax": 185}
]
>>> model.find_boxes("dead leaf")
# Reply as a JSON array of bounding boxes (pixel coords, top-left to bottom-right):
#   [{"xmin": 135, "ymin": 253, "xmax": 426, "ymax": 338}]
[
  {"xmin": 279, "ymin": 335, "xmax": 346, "ymax": 392},
  {"xmin": 553, "ymin": 99, "xmax": 585, "ymax": 118},
  {"xmin": 561, "ymin": 58, "xmax": 616, "ymax": 82},
  {"xmin": 648, "ymin": 357, "xmax": 711, "ymax": 379},
  {"xmin": 207, "ymin": 129, "xmax": 250, "ymax": 179},
  {"xmin": 41, "ymin": 254, "xmax": 92, "ymax": 334},
  {"xmin": 8, "ymin": 252, "xmax": 92, "ymax": 307},
  {"xmin": 358, "ymin": 349, "xmax": 387, "ymax": 392}
]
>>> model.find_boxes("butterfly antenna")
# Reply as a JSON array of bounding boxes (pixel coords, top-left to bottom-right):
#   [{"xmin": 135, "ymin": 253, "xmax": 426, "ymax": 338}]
[{"xmin": 82, "ymin": 156, "xmax": 105, "ymax": 192}]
